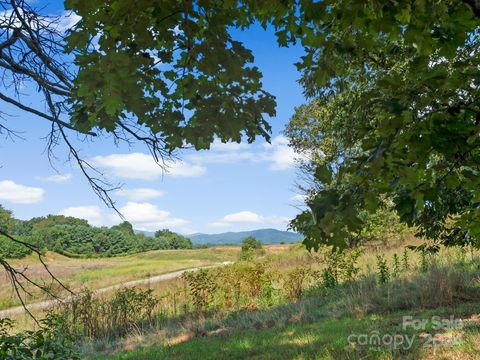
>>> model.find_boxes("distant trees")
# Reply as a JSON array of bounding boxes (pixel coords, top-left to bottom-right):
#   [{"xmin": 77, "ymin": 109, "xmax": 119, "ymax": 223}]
[
  {"xmin": 154, "ymin": 230, "xmax": 193, "ymax": 250},
  {"xmin": 0, "ymin": 205, "xmax": 31, "ymax": 258},
  {"xmin": 0, "ymin": 206, "xmax": 193, "ymax": 258},
  {"xmin": 110, "ymin": 221, "xmax": 135, "ymax": 236}
]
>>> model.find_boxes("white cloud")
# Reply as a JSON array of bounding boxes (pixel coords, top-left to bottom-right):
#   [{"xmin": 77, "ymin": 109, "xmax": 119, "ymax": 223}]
[
  {"xmin": 209, "ymin": 210, "xmax": 290, "ymax": 229},
  {"xmin": 210, "ymin": 139, "xmax": 249, "ymax": 152},
  {"xmin": 92, "ymin": 153, "xmax": 206, "ymax": 180},
  {"xmin": 261, "ymin": 135, "xmax": 298, "ymax": 171},
  {"xmin": 0, "ymin": 180, "xmax": 44, "ymax": 204},
  {"xmin": 56, "ymin": 11, "xmax": 81, "ymax": 32},
  {"xmin": 188, "ymin": 135, "xmax": 300, "ymax": 171},
  {"xmin": 115, "ymin": 188, "xmax": 164, "ymax": 201},
  {"xmin": 59, "ymin": 206, "xmax": 104, "ymax": 226},
  {"xmin": 223, "ymin": 210, "xmax": 262, "ymax": 223},
  {"xmin": 91, "ymin": 135, "xmax": 298, "ymax": 183},
  {"xmin": 115, "ymin": 202, "xmax": 188, "ymax": 231},
  {"xmin": 58, "ymin": 202, "xmax": 188, "ymax": 231},
  {"xmin": 40, "ymin": 174, "xmax": 72, "ymax": 183},
  {"xmin": 167, "ymin": 160, "xmax": 207, "ymax": 177}
]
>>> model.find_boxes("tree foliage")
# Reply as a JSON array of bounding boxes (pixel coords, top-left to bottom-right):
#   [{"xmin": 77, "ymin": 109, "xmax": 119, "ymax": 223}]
[
  {"xmin": 0, "ymin": 207, "xmax": 193, "ymax": 258},
  {"xmin": 64, "ymin": 0, "xmax": 276, "ymax": 151},
  {"xmin": 1, "ymin": 1, "xmax": 480, "ymax": 260},
  {"xmin": 285, "ymin": 1, "xmax": 480, "ymax": 250},
  {"xmin": 0, "ymin": 316, "xmax": 79, "ymax": 360},
  {"xmin": 241, "ymin": 236, "xmax": 263, "ymax": 252},
  {"xmin": 0, "ymin": 205, "xmax": 31, "ymax": 258}
]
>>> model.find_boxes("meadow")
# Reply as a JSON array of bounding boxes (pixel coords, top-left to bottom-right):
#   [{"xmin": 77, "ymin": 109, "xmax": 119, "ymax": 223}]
[
  {"xmin": 88, "ymin": 242, "xmax": 479, "ymax": 360},
  {"xmin": 2, "ymin": 239, "xmax": 479, "ymax": 359},
  {"xmin": 0, "ymin": 246, "xmax": 241, "ymax": 311}
]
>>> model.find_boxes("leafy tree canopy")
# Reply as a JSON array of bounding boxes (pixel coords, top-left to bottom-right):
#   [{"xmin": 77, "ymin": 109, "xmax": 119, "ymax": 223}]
[
  {"xmin": 64, "ymin": 0, "xmax": 276, "ymax": 151},
  {"xmin": 2, "ymin": 0, "xmax": 480, "ymax": 254},
  {"xmin": 286, "ymin": 1, "xmax": 480, "ymax": 249},
  {"xmin": 0, "ymin": 206, "xmax": 192, "ymax": 258}
]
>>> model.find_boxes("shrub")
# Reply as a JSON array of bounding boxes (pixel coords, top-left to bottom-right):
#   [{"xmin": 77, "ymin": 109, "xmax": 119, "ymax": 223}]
[
  {"xmin": 402, "ymin": 248, "xmax": 410, "ymax": 271},
  {"xmin": 54, "ymin": 287, "xmax": 158, "ymax": 339},
  {"xmin": 340, "ymin": 248, "xmax": 363, "ymax": 282},
  {"xmin": 0, "ymin": 315, "xmax": 79, "ymax": 359},
  {"xmin": 316, "ymin": 248, "xmax": 363, "ymax": 288},
  {"xmin": 392, "ymin": 253, "xmax": 400, "ymax": 277},
  {"xmin": 285, "ymin": 265, "xmax": 310, "ymax": 301},
  {"xmin": 240, "ymin": 236, "xmax": 263, "ymax": 260},
  {"xmin": 321, "ymin": 267, "xmax": 337, "ymax": 288},
  {"xmin": 376, "ymin": 255, "xmax": 390, "ymax": 284},
  {"xmin": 182, "ymin": 269, "xmax": 217, "ymax": 314}
]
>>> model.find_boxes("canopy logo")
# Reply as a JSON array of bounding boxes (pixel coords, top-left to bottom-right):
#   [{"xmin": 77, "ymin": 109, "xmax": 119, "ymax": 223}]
[{"xmin": 347, "ymin": 315, "xmax": 463, "ymax": 351}]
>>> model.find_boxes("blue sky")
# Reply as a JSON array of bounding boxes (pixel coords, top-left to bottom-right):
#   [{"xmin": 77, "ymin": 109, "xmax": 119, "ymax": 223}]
[{"xmin": 0, "ymin": 3, "xmax": 307, "ymax": 234}]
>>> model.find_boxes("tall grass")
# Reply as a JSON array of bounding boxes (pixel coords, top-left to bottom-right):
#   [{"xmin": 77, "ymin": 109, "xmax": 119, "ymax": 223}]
[{"xmin": 3, "ymin": 242, "xmax": 479, "ymax": 359}]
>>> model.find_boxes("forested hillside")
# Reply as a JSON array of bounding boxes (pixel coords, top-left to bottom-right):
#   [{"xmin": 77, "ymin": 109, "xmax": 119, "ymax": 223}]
[
  {"xmin": 0, "ymin": 205, "xmax": 192, "ymax": 258},
  {"xmin": 189, "ymin": 229, "xmax": 303, "ymax": 245}
]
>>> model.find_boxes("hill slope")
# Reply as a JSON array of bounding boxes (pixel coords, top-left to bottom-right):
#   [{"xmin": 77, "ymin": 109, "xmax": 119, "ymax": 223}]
[{"xmin": 188, "ymin": 228, "xmax": 303, "ymax": 245}]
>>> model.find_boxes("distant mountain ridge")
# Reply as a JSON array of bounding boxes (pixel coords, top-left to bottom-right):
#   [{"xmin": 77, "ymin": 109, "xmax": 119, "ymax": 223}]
[{"xmin": 188, "ymin": 228, "xmax": 303, "ymax": 245}]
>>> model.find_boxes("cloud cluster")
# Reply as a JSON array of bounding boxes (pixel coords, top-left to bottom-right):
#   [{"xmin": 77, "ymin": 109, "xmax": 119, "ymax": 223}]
[
  {"xmin": 92, "ymin": 136, "xmax": 300, "ymax": 181},
  {"xmin": 59, "ymin": 202, "xmax": 187, "ymax": 231},
  {"xmin": 92, "ymin": 153, "xmax": 206, "ymax": 180},
  {"xmin": 209, "ymin": 210, "xmax": 290, "ymax": 229},
  {"xmin": 260, "ymin": 136, "xmax": 299, "ymax": 171},
  {"xmin": 60, "ymin": 206, "xmax": 104, "ymax": 226},
  {"xmin": 117, "ymin": 202, "xmax": 187, "ymax": 230},
  {"xmin": 191, "ymin": 135, "xmax": 299, "ymax": 171},
  {"xmin": 0, "ymin": 180, "xmax": 44, "ymax": 204},
  {"xmin": 40, "ymin": 173, "xmax": 72, "ymax": 183}
]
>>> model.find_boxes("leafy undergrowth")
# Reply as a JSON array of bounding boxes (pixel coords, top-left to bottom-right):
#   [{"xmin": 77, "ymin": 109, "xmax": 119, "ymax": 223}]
[{"xmin": 4, "ymin": 244, "xmax": 479, "ymax": 359}]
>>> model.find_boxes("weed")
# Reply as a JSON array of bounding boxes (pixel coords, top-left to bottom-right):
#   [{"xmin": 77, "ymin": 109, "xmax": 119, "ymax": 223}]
[{"xmin": 376, "ymin": 255, "xmax": 390, "ymax": 284}]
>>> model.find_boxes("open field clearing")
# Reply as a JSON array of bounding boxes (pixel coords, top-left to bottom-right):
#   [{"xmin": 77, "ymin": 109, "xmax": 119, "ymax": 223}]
[
  {"xmin": 0, "ymin": 247, "xmax": 243, "ymax": 311},
  {"xmin": 38, "ymin": 241, "xmax": 474, "ymax": 360},
  {"xmin": 0, "ymin": 245, "xmax": 295, "ymax": 312},
  {"xmin": 2, "ymin": 238, "xmax": 479, "ymax": 359}
]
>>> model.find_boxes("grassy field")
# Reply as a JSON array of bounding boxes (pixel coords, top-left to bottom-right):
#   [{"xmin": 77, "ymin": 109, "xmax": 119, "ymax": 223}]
[
  {"xmin": 96, "ymin": 304, "xmax": 480, "ymax": 360},
  {"xmin": 3, "ymin": 241, "xmax": 479, "ymax": 359},
  {"xmin": 81, "ymin": 242, "xmax": 479, "ymax": 360},
  {"xmin": 0, "ymin": 246, "xmax": 241, "ymax": 310}
]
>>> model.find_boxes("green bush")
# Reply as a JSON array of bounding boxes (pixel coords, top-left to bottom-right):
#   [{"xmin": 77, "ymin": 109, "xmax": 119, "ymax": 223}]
[
  {"xmin": 240, "ymin": 236, "xmax": 263, "ymax": 260},
  {"xmin": 376, "ymin": 255, "xmax": 390, "ymax": 284},
  {"xmin": 0, "ymin": 315, "xmax": 79, "ymax": 359},
  {"xmin": 0, "ymin": 235, "xmax": 33, "ymax": 259}
]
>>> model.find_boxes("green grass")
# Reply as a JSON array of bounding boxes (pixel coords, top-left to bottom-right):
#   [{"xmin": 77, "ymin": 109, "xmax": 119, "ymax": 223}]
[
  {"xmin": 96, "ymin": 303, "xmax": 480, "ymax": 360},
  {"xmin": 88, "ymin": 248, "xmax": 480, "ymax": 360}
]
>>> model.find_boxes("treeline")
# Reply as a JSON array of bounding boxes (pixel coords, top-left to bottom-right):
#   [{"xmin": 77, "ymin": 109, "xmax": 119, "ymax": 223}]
[{"xmin": 0, "ymin": 205, "xmax": 192, "ymax": 259}]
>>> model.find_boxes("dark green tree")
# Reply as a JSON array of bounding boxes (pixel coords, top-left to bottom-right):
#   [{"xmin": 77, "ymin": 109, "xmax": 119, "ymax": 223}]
[
  {"xmin": 155, "ymin": 229, "xmax": 193, "ymax": 250},
  {"xmin": 241, "ymin": 236, "xmax": 263, "ymax": 252},
  {"xmin": 110, "ymin": 221, "xmax": 135, "ymax": 237},
  {"xmin": 284, "ymin": 1, "xmax": 480, "ymax": 249}
]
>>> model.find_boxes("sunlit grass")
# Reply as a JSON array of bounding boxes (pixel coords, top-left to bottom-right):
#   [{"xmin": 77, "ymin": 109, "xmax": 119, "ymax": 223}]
[{"xmin": 0, "ymin": 247, "xmax": 242, "ymax": 311}]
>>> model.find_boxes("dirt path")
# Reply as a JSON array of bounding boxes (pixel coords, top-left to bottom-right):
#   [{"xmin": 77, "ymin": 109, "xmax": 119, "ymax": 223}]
[{"xmin": 0, "ymin": 261, "xmax": 233, "ymax": 318}]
